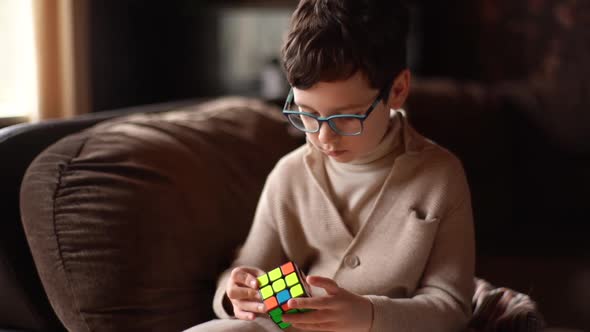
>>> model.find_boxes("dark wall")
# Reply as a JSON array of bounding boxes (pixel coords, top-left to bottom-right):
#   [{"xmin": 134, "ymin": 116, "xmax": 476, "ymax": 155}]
[
  {"xmin": 415, "ymin": 0, "xmax": 483, "ymax": 80},
  {"xmin": 85, "ymin": 0, "xmax": 494, "ymax": 111},
  {"xmin": 89, "ymin": 1, "xmax": 220, "ymax": 112}
]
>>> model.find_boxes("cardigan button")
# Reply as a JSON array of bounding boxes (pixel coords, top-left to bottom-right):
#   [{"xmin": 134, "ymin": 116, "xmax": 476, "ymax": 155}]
[{"xmin": 344, "ymin": 255, "xmax": 360, "ymax": 268}]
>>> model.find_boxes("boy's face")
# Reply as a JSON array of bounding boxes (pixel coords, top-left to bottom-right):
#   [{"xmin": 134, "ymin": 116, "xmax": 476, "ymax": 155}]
[{"xmin": 293, "ymin": 71, "xmax": 399, "ymax": 163}]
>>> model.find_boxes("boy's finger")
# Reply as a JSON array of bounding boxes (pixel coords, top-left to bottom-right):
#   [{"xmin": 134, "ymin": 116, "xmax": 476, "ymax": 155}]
[
  {"xmin": 306, "ymin": 275, "xmax": 340, "ymax": 295},
  {"xmin": 231, "ymin": 267, "xmax": 260, "ymax": 289},
  {"xmin": 243, "ymin": 268, "xmax": 263, "ymax": 288},
  {"xmin": 288, "ymin": 295, "xmax": 333, "ymax": 309},
  {"xmin": 243, "ymin": 266, "xmax": 265, "ymax": 276},
  {"xmin": 234, "ymin": 307, "xmax": 256, "ymax": 321},
  {"xmin": 236, "ymin": 300, "xmax": 266, "ymax": 314},
  {"xmin": 227, "ymin": 285, "xmax": 262, "ymax": 301},
  {"xmin": 282, "ymin": 309, "xmax": 332, "ymax": 324}
]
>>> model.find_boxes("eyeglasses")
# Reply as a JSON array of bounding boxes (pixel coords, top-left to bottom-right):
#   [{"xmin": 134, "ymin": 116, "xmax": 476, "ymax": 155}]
[{"xmin": 282, "ymin": 87, "xmax": 386, "ymax": 136}]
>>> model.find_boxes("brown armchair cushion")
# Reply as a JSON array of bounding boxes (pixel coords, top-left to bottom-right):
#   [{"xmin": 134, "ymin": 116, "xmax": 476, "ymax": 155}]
[
  {"xmin": 469, "ymin": 278, "xmax": 545, "ymax": 332},
  {"xmin": 19, "ymin": 98, "xmax": 302, "ymax": 332}
]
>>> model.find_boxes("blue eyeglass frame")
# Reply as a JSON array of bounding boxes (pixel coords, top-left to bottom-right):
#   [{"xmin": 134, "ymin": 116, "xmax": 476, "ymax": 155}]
[{"xmin": 282, "ymin": 86, "xmax": 387, "ymax": 136}]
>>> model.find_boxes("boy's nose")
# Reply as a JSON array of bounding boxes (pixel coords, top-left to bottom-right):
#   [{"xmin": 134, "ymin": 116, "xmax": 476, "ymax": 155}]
[{"xmin": 317, "ymin": 122, "xmax": 338, "ymax": 144}]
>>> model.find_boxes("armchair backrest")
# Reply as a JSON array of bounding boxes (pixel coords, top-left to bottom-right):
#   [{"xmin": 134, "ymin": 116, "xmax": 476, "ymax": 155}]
[
  {"xmin": 0, "ymin": 99, "xmax": 205, "ymax": 331},
  {"xmin": 18, "ymin": 98, "xmax": 301, "ymax": 331}
]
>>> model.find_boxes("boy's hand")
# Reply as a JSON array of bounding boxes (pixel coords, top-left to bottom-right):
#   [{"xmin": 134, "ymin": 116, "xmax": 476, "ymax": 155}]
[
  {"xmin": 225, "ymin": 266, "xmax": 266, "ymax": 321},
  {"xmin": 282, "ymin": 275, "xmax": 373, "ymax": 332}
]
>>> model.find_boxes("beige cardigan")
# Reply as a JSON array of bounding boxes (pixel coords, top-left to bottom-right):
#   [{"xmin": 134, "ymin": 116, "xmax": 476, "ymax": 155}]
[{"xmin": 213, "ymin": 112, "xmax": 475, "ymax": 332}]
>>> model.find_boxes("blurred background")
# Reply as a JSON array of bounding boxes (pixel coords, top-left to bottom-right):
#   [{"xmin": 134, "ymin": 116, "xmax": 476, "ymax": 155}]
[
  {"xmin": 4, "ymin": 0, "xmax": 589, "ymax": 243},
  {"xmin": 2, "ymin": 0, "xmax": 589, "ymax": 121},
  {"xmin": 1, "ymin": 0, "xmax": 589, "ymax": 330}
]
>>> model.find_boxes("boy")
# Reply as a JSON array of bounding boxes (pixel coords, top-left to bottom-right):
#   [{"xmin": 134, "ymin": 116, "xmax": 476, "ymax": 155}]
[{"xmin": 187, "ymin": 0, "xmax": 474, "ymax": 331}]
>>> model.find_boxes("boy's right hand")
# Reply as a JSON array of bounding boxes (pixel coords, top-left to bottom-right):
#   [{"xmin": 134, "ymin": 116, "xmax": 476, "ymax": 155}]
[{"xmin": 226, "ymin": 266, "xmax": 266, "ymax": 321}]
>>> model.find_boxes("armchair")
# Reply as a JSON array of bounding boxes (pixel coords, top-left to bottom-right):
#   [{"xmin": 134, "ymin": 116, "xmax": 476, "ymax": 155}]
[{"xmin": 1, "ymin": 89, "xmax": 587, "ymax": 331}]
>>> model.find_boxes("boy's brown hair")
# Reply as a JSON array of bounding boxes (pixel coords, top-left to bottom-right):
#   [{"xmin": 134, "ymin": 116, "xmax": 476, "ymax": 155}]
[{"xmin": 282, "ymin": 0, "xmax": 409, "ymax": 92}]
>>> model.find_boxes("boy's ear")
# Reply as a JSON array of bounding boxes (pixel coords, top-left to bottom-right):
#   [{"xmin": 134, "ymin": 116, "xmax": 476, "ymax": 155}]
[{"xmin": 386, "ymin": 69, "xmax": 411, "ymax": 109}]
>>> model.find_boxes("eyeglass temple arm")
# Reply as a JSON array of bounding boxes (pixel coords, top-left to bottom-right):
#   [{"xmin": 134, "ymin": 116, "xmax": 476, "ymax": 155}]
[{"xmin": 282, "ymin": 89, "xmax": 294, "ymax": 110}]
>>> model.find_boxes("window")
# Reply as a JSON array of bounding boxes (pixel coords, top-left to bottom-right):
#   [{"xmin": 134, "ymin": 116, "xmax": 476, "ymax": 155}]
[
  {"xmin": 0, "ymin": 0, "xmax": 37, "ymax": 119},
  {"xmin": 218, "ymin": 7, "xmax": 291, "ymax": 96}
]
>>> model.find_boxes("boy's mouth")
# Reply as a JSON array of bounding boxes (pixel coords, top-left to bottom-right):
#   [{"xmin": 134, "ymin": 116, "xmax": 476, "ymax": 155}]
[{"xmin": 324, "ymin": 150, "xmax": 346, "ymax": 157}]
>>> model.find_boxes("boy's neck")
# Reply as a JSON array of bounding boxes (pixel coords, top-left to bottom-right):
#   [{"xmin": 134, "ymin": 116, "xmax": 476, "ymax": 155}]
[{"xmin": 343, "ymin": 110, "xmax": 400, "ymax": 166}]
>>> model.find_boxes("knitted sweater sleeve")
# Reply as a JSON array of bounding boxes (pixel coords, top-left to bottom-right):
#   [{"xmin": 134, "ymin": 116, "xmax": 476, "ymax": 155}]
[
  {"xmin": 212, "ymin": 167, "xmax": 288, "ymax": 319},
  {"xmin": 366, "ymin": 167, "xmax": 475, "ymax": 332}
]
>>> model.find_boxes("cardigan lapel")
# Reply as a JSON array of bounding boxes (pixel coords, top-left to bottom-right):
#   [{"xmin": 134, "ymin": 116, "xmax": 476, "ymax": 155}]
[{"xmin": 352, "ymin": 111, "xmax": 431, "ymax": 245}]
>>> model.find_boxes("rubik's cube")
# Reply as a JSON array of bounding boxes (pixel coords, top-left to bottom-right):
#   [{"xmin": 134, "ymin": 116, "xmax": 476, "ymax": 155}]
[{"xmin": 257, "ymin": 261, "xmax": 312, "ymax": 329}]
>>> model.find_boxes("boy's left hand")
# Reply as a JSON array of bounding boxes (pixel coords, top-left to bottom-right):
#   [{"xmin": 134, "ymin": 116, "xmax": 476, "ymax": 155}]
[{"xmin": 282, "ymin": 275, "xmax": 373, "ymax": 332}]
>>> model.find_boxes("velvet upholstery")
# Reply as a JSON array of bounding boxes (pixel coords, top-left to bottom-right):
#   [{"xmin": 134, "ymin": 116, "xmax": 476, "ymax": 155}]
[
  {"xmin": 0, "ymin": 99, "xmax": 199, "ymax": 331},
  {"xmin": 19, "ymin": 98, "xmax": 302, "ymax": 331}
]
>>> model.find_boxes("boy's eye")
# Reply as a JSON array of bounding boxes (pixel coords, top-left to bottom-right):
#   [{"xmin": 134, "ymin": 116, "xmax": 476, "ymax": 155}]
[
  {"xmin": 345, "ymin": 111, "xmax": 363, "ymax": 117},
  {"xmin": 298, "ymin": 107, "xmax": 318, "ymax": 116},
  {"xmin": 339, "ymin": 117, "xmax": 357, "ymax": 122},
  {"xmin": 341, "ymin": 109, "xmax": 363, "ymax": 116}
]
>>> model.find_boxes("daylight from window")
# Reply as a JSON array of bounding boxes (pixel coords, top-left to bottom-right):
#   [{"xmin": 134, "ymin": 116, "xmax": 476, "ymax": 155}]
[{"xmin": 0, "ymin": 0, "xmax": 37, "ymax": 118}]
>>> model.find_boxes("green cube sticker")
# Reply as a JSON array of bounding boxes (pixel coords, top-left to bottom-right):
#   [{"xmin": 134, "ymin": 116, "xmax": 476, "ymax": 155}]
[
  {"xmin": 269, "ymin": 267, "xmax": 282, "ymax": 281},
  {"xmin": 285, "ymin": 272, "xmax": 299, "ymax": 287},
  {"xmin": 260, "ymin": 285, "xmax": 274, "ymax": 300},
  {"xmin": 258, "ymin": 274, "xmax": 269, "ymax": 287},
  {"xmin": 278, "ymin": 322, "xmax": 291, "ymax": 329},
  {"xmin": 272, "ymin": 278, "xmax": 286, "ymax": 293},
  {"xmin": 269, "ymin": 307, "xmax": 283, "ymax": 317}
]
